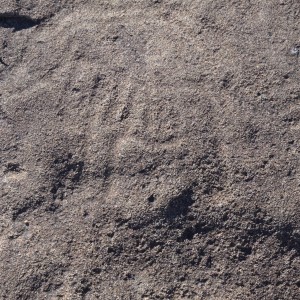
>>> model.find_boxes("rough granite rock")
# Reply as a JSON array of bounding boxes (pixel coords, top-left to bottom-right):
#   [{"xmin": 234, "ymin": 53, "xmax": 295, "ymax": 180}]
[{"xmin": 1, "ymin": 1, "xmax": 300, "ymax": 299}]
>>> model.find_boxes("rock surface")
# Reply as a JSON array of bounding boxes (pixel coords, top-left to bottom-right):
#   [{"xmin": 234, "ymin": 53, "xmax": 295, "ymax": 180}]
[{"xmin": 1, "ymin": 1, "xmax": 300, "ymax": 299}]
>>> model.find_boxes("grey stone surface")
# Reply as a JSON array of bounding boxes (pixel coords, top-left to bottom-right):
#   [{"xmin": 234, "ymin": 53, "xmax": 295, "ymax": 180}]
[{"xmin": 1, "ymin": 1, "xmax": 300, "ymax": 299}]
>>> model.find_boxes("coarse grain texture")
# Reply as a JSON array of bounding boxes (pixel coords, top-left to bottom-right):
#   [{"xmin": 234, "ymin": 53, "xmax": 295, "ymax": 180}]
[{"xmin": 1, "ymin": 1, "xmax": 300, "ymax": 299}]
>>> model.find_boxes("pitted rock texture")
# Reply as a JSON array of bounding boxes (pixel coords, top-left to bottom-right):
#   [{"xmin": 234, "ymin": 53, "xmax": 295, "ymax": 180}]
[{"xmin": 1, "ymin": 1, "xmax": 300, "ymax": 299}]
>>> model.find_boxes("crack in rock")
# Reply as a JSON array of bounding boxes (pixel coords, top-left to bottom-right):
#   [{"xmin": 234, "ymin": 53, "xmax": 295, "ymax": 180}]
[{"xmin": 0, "ymin": 13, "xmax": 44, "ymax": 31}]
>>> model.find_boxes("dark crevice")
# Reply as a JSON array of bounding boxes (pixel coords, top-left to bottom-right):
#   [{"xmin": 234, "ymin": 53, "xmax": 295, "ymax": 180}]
[
  {"xmin": 276, "ymin": 224, "xmax": 300, "ymax": 253},
  {"xmin": 178, "ymin": 221, "xmax": 217, "ymax": 242},
  {"xmin": 0, "ymin": 57, "xmax": 9, "ymax": 66},
  {"xmin": 5, "ymin": 163, "xmax": 21, "ymax": 173},
  {"xmin": 162, "ymin": 187, "xmax": 194, "ymax": 220},
  {"xmin": 128, "ymin": 186, "xmax": 196, "ymax": 230},
  {"xmin": 91, "ymin": 268, "xmax": 101, "ymax": 274},
  {"xmin": 147, "ymin": 194, "xmax": 155, "ymax": 203},
  {"xmin": 0, "ymin": 13, "xmax": 44, "ymax": 31},
  {"xmin": 12, "ymin": 196, "xmax": 44, "ymax": 220}
]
